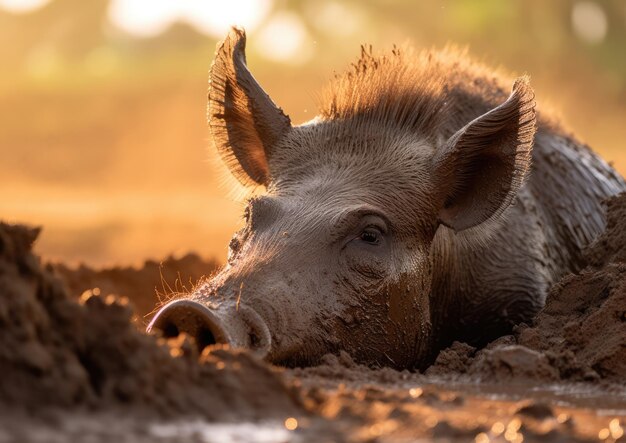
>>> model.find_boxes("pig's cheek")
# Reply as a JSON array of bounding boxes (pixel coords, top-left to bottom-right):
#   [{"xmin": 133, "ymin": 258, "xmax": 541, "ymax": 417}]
[
  {"xmin": 348, "ymin": 254, "xmax": 385, "ymax": 283},
  {"xmin": 341, "ymin": 251, "xmax": 387, "ymax": 292}
]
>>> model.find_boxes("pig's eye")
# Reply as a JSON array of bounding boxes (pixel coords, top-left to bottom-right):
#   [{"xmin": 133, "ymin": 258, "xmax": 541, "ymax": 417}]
[
  {"xmin": 342, "ymin": 213, "xmax": 388, "ymax": 251},
  {"xmin": 359, "ymin": 227, "xmax": 382, "ymax": 245}
]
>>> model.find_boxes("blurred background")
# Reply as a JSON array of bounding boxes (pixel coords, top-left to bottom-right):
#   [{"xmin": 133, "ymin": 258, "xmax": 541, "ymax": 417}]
[{"xmin": 0, "ymin": 0, "xmax": 625, "ymax": 267}]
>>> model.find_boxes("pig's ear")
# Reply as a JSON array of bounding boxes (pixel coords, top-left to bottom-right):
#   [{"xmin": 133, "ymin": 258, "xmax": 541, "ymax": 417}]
[
  {"xmin": 433, "ymin": 77, "xmax": 536, "ymax": 232},
  {"xmin": 208, "ymin": 27, "xmax": 291, "ymax": 187}
]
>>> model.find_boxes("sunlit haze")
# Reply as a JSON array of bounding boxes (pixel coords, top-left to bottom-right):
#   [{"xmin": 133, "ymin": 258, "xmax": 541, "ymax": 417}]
[{"xmin": 107, "ymin": 0, "xmax": 273, "ymax": 37}]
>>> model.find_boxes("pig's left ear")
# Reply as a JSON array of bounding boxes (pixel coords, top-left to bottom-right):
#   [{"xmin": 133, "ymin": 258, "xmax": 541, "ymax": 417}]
[
  {"xmin": 208, "ymin": 27, "xmax": 292, "ymax": 187},
  {"xmin": 433, "ymin": 77, "xmax": 536, "ymax": 232}
]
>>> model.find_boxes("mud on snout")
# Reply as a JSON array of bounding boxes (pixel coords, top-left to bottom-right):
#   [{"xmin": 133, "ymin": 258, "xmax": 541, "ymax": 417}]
[{"xmin": 147, "ymin": 299, "xmax": 272, "ymax": 358}]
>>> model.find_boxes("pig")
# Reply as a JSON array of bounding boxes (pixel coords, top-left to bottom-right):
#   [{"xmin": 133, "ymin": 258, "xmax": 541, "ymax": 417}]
[{"xmin": 148, "ymin": 28, "xmax": 626, "ymax": 369}]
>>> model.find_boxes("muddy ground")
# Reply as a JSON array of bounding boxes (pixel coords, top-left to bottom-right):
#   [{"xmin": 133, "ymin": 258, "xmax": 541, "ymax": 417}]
[{"xmin": 1, "ymin": 196, "xmax": 625, "ymax": 442}]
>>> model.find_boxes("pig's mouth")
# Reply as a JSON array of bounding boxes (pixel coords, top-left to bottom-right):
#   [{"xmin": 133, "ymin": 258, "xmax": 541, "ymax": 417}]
[{"xmin": 147, "ymin": 299, "xmax": 272, "ymax": 358}]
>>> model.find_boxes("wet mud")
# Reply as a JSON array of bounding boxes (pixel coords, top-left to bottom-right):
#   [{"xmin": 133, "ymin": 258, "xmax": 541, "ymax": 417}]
[{"xmin": 1, "ymin": 194, "xmax": 625, "ymax": 442}]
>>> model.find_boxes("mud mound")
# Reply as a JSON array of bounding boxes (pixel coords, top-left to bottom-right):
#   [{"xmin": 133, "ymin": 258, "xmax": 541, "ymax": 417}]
[
  {"xmin": 0, "ymin": 223, "xmax": 301, "ymax": 419},
  {"xmin": 54, "ymin": 254, "xmax": 219, "ymax": 321},
  {"xmin": 584, "ymin": 194, "xmax": 626, "ymax": 267},
  {"xmin": 428, "ymin": 193, "xmax": 626, "ymax": 382}
]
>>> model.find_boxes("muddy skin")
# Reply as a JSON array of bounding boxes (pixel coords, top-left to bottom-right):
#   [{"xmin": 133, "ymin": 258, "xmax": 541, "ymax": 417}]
[{"xmin": 150, "ymin": 28, "xmax": 626, "ymax": 370}]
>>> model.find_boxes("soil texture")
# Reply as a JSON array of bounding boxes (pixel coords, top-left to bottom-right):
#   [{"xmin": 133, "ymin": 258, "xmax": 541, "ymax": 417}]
[{"xmin": 1, "ymin": 194, "xmax": 625, "ymax": 442}]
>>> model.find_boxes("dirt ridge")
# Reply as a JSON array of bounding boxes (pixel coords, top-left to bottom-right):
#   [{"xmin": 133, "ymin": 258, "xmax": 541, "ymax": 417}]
[{"xmin": 0, "ymin": 222, "xmax": 300, "ymax": 419}]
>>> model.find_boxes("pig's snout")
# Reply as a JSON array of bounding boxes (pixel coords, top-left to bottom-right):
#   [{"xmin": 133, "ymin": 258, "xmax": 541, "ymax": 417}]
[
  {"xmin": 147, "ymin": 299, "xmax": 271, "ymax": 358},
  {"xmin": 147, "ymin": 300, "xmax": 228, "ymax": 350}
]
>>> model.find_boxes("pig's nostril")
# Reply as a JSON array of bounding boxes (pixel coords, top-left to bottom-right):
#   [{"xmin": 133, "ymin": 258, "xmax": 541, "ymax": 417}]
[
  {"xmin": 249, "ymin": 330, "xmax": 260, "ymax": 348},
  {"xmin": 161, "ymin": 321, "xmax": 180, "ymax": 339},
  {"xmin": 147, "ymin": 300, "xmax": 228, "ymax": 352},
  {"xmin": 197, "ymin": 326, "xmax": 217, "ymax": 349}
]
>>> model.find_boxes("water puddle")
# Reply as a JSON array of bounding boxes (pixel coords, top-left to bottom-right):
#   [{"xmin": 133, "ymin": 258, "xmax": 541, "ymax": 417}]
[{"xmin": 149, "ymin": 420, "xmax": 295, "ymax": 443}]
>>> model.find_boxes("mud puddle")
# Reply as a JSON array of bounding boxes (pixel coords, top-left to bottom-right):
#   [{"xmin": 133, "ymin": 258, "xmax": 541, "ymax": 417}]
[
  {"xmin": 0, "ymin": 415, "xmax": 305, "ymax": 443},
  {"xmin": 285, "ymin": 353, "xmax": 625, "ymax": 442},
  {"xmin": 2, "ymin": 379, "xmax": 622, "ymax": 442},
  {"xmin": 1, "ymin": 194, "xmax": 625, "ymax": 442}
]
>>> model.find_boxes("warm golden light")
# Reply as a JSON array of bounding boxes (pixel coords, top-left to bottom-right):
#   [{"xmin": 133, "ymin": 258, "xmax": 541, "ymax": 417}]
[
  {"xmin": 284, "ymin": 417, "xmax": 298, "ymax": 431},
  {"xmin": 491, "ymin": 421, "xmax": 505, "ymax": 435},
  {"xmin": 409, "ymin": 387, "xmax": 423, "ymax": 398},
  {"xmin": 609, "ymin": 419, "xmax": 623, "ymax": 439},
  {"xmin": 556, "ymin": 413, "xmax": 569, "ymax": 423},
  {"xmin": 598, "ymin": 428, "xmax": 610, "ymax": 440}
]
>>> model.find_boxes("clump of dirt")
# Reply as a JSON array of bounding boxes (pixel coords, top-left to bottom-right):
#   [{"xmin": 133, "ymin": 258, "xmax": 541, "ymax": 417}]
[
  {"xmin": 0, "ymin": 223, "xmax": 301, "ymax": 419},
  {"xmin": 54, "ymin": 253, "xmax": 219, "ymax": 321},
  {"xmin": 428, "ymin": 193, "xmax": 626, "ymax": 383},
  {"xmin": 584, "ymin": 194, "xmax": 626, "ymax": 267}
]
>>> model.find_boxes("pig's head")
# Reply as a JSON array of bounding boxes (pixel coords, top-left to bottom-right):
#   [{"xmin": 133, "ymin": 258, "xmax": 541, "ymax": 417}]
[{"xmin": 148, "ymin": 29, "xmax": 536, "ymax": 369}]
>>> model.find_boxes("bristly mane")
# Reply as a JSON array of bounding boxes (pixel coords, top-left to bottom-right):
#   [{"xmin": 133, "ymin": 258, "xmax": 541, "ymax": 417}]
[{"xmin": 318, "ymin": 45, "xmax": 516, "ymax": 140}]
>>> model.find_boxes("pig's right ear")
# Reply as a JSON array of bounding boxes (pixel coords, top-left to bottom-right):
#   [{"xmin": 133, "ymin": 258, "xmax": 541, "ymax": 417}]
[{"xmin": 208, "ymin": 28, "xmax": 291, "ymax": 187}]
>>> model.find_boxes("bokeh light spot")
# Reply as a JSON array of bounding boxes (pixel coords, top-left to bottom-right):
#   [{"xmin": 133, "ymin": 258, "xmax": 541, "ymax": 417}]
[
  {"xmin": 571, "ymin": 1, "xmax": 608, "ymax": 44},
  {"xmin": 284, "ymin": 417, "xmax": 298, "ymax": 430},
  {"xmin": 309, "ymin": 1, "xmax": 366, "ymax": 36},
  {"xmin": 107, "ymin": 0, "xmax": 272, "ymax": 38},
  {"xmin": 0, "ymin": 0, "xmax": 50, "ymax": 13},
  {"xmin": 253, "ymin": 12, "xmax": 313, "ymax": 65},
  {"xmin": 409, "ymin": 387, "xmax": 423, "ymax": 398}
]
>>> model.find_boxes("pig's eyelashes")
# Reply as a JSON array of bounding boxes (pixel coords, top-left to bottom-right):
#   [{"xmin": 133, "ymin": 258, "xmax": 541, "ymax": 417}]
[{"xmin": 359, "ymin": 227, "xmax": 382, "ymax": 245}]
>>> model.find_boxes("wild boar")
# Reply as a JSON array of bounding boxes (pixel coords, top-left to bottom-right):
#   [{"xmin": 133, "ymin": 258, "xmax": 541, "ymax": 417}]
[{"xmin": 148, "ymin": 28, "xmax": 625, "ymax": 369}]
